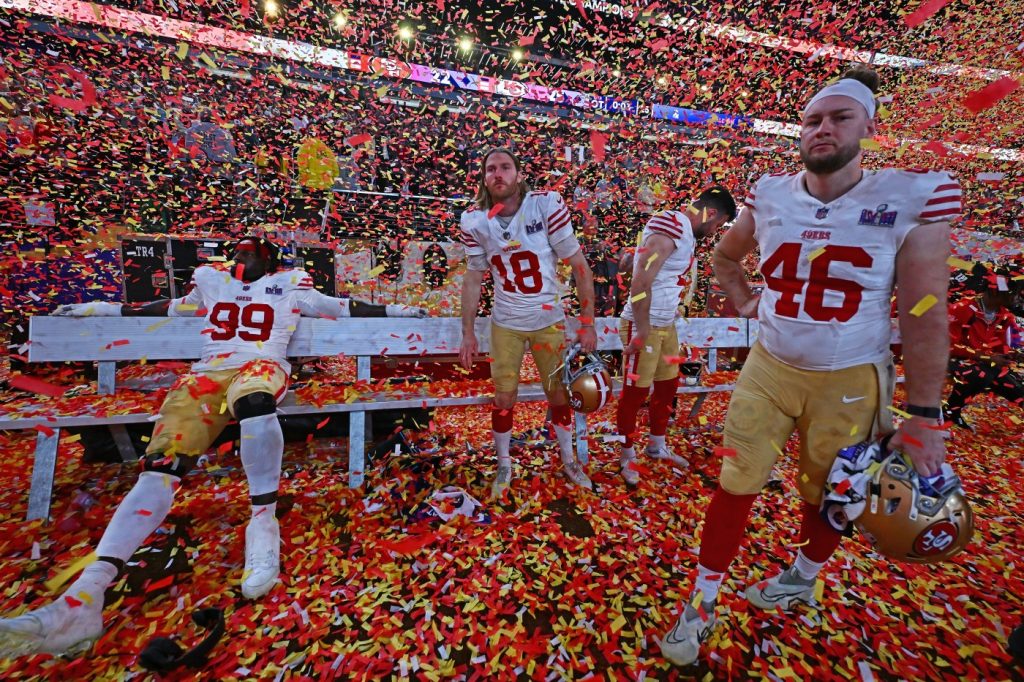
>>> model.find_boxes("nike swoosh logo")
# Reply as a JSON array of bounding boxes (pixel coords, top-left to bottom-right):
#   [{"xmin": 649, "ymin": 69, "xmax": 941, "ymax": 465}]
[{"xmin": 841, "ymin": 395, "xmax": 866, "ymax": 403}]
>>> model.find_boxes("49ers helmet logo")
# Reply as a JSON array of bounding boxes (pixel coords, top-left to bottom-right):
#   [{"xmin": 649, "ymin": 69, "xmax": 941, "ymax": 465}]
[
  {"xmin": 912, "ymin": 520, "xmax": 959, "ymax": 557},
  {"xmin": 569, "ymin": 392, "xmax": 585, "ymax": 410}
]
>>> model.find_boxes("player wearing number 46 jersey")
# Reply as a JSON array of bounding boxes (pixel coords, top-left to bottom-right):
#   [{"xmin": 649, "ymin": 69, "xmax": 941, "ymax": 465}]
[
  {"xmin": 0, "ymin": 236, "xmax": 426, "ymax": 660},
  {"xmin": 459, "ymin": 147, "xmax": 598, "ymax": 497},
  {"xmin": 660, "ymin": 67, "xmax": 960, "ymax": 668}
]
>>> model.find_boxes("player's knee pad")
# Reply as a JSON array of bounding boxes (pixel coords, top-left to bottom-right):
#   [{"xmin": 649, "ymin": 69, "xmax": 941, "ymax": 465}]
[
  {"xmin": 233, "ymin": 392, "xmax": 277, "ymax": 420},
  {"xmin": 142, "ymin": 452, "xmax": 198, "ymax": 478}
]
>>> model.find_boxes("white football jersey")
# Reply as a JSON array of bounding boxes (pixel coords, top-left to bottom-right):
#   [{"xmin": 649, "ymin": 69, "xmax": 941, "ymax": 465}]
[
  {"xmin": 621, "ymin": 210, "xmax": 696, "ymax": 328},
  {"xmin": 171, "ymin": 266, "xmax": 350, "ymax": 374},
  {"xmin": 748, "ymin": 168, "xmax": 961, "ymax": 371},
  {"xmin": 460, "ymin": 190, "xmax": 583, "ymax": 331}
]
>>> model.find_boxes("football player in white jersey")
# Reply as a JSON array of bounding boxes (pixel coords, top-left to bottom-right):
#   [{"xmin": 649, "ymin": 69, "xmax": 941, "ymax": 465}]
[
  {"xmin": 0, "ymin": 236, "xmax": 426, "ymax": 658},
  {"xmin": 661, "ymin": 67, "xmax": 960, "ymax": 667},
  {"xmin": 618, "ymin": 187, "xmax": 736, "ymax": 486},
  {"xmin": 458, "ymin": 148, "xmax": 598, "ymax": 496}
]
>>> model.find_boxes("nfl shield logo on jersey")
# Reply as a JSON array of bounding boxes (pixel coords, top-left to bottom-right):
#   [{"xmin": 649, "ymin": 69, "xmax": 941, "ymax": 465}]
[{"xmin": 815, "ymin": 207, "xmax": 829, "ymax": 219}]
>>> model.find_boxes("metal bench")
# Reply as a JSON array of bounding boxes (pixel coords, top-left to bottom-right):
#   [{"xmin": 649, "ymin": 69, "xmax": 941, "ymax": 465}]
[{"xmin": 2, "ymin": 316, "xmax": 754, "ymax": 520}]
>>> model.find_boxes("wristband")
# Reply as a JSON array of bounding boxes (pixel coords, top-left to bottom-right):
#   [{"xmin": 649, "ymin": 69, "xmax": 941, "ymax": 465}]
[{"xmin": 904, "ymin": 404, "xmax": 941, "ymax": 420}]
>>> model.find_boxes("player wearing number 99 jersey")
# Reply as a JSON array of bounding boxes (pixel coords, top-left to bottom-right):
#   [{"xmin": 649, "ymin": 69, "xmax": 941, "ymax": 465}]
[
  {"xmin": 459, "ymin": 147, "xmax": 598, "ymax": 498},
  {"xmin": 660, "ymin": 67, "xmax": 960, "ymax": 669},
  {"xmin": 3, "ymin": 237, "xmax": 429, "ymax": 660}
]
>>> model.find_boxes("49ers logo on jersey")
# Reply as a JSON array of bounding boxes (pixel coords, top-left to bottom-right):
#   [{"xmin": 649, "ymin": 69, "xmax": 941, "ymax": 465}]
[{"xmin": 912, "ymin": 520, "xmax": 959, "ymax": 556}]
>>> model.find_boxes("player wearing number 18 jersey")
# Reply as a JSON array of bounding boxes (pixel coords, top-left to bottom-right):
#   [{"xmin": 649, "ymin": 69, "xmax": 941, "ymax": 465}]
[
  {"xmin": 459, "ymin": 147, "xmax": 598, "ymax": 497},
  {"xmin": 660, "ymin": 67, "xmax": 960, "ymax": 668},
  {"xmin": 0, "ymin": 237, "xmax": 426, "ymax": 659}
]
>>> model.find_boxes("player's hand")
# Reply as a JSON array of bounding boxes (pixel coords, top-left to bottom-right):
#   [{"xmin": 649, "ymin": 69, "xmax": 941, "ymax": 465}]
[
  {"xmin": 737, "ymin": 296, "xmax": 760, "ymax": 319},
  {"xmin": 52, "ymin": 302, "xmax": 122, "ymax": 317},
  {"xmin": 622, "ymin": 329, "xmax": 648, "ymax": 356},
  {"xmin": 577, "ymin": 325, "xmax": 597, "ymax": 353},
  {"xmin": 889, "ymin": 416, "xmax": 946, "ymax": 477},
  {"xmin": 385, "ymin": 304, "xmax": 428, "ymax": 318},
  {"xmin": 459, "ymin": 332, "xmax": 478, "ymax": 370}
]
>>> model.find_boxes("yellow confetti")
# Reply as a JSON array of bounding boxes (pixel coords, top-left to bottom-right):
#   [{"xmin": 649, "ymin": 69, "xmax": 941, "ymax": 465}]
[
  {"xmin": 800, "ymin": 473, "xmax": 810, "ymax": 483},
  {"xmin": 145, "ymin": 318, "xmax": 172, "ymax": 332},
  {"xmin": 629, "ymin": 292, "xmax": 647, "ymax": 303},
  {"xmin": 45, "ymin": 553, "xmax": 97, "ymax": 593},
  {"xmin": 644, "ymin": 253, "xmax": 659, "ymax": 270},
  {"xmin": 807, "ymin": 247, "xmax": 826, "ymax": 261},
  {"xmin": 859, "ymin": 138, "xmax": 882, "ymax": 151},
  {"xmin": 161, "ymin": 65, "xmax": 170, "ymax": 80},
  {"xmin": 64, "ymin": 434, "xmax": 82, "ymax": 443},
  {"xmin": 813, "ymin": 579, "xmax": 825, "ymax": 602},
  {"xmin": 610, "ymin": 615, "xmax": 626, "ymax": 632},
  {"xmin": 887, "ymin": 405, "xmax": 912, "ymax": 419},
  {"xmin": 946, "ymin": 256, "xmax": 973, "ymax": 271},
  {"xmin": 909, "ymin": 294, "xmax": 938, "ymax": 317},
  {"xmin": 770, "ymin": 441, "xmax": 784, "ymax": 457},
  {"xmin": 368, "ymin": 265, "xmax": 386, "ymax": 278},
  {"xmin": 850, "ymin": 424, "xmax": 859, "ymax": 436},
  {"xmin": 76, "ymin": 591, "xmax": 94, "ymax": 606},
  {"xmin": 176, "ymin": 42, "xmax": 189, "ymax": 60},
  {"xmin": 199, "ymin": 53, "xmax": 218, "ymax": 70}
]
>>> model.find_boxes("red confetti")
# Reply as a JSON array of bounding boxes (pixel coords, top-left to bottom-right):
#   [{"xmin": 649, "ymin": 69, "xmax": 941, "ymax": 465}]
[
  {"xmin": 9, "ymin": 375, "xmax": 64, "ymax": 398},
  {"xmin": 63, "ymin": 595, "xmax": 83, "ymax": 608},
  {"xmin": 962, "ymin": 77, "xmax": 1021, "ymax": 114},
  {"xmin": 713, "ymin": 446, "xmax": 737, "ymax": 458},
  {"xmin": 903, "ymin": 0, "xmax": 952, "ymax": 27},
  {"xmin": 487, "ymin": 203, "xmax": 504, "ymax": 219}
]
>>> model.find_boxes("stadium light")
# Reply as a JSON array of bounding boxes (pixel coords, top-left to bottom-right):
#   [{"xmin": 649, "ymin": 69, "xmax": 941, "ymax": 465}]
[
  {"xmin": 657, "ymin": 76, "xmax": 667, "ymax": 85},
  {"xmin": 264, "ymin": 0, "xmax": 279, "ymax": 17},
  {"xmin": 511, "ymin": 47, "xmax": 523, "ymax": 61},
  {"xmin": 612, "ymin": 69, "xmax": 621, "ymax": 77},
  {"xmin": 458, "ymin": 36, "xmax": 473, "ymax": 51},
  {"xmin": 332, "ymin": 12, "xmax": 347, "ymax": 29},
  {"xmin": 398, "ymin": 25, "xmax": 414, "ymax": 40}
]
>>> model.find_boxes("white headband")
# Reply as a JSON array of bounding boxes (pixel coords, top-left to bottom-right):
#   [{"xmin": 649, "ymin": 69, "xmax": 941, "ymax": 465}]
[{"xmin": 804, "ymin": 78, "xmax": 877, "ymax": 118}]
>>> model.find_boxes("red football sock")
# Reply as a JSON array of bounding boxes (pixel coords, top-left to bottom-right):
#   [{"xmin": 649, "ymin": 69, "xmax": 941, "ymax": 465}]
[
  {"xmin": 616, "ymin": 384, "xmax": 648, "ymax": 449},
  {"xmin": 491, "ymin": 406, "xmax": 514, "ymax": 434},
  {"xmin": 798, "ymin": 500, "xmax": 842, "ymax": 563},
  {"xmin": 698, "ymin": 487, "xmax": 759, "ymax": 573},
  {"xmin": 550, "ymin": 403, "xmax": 572, "ymax": 428},
  {"xmin": 649, "ymin": 377, "xmax": 678, "ymax": 437}
]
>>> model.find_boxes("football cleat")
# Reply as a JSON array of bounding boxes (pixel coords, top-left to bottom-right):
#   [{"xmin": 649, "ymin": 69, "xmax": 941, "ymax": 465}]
[
  {"xmin": 0, "ymin": 596, "xmax": 103, "ymax": 658},
  {"xmin": 744, "ymin": 568, "xmax": 816, "ymax": 611},
  {"xmin": 647, "ymin": 444, "xmax": 689, "ymax": 469},
  {"xmin": 491, "ymin": 463, "xmax": 513, "ymax": 499},
  {"xmin": 241, "ymin": 515, "xmax": 280, "ymax": 599},
  {"xmin": 620, "ymin": 451, "xmax": 640, "ymax": 487},
  {"xmin": 562, "ymin": 461, "xmax": 594, "ymax": 490},
  {"xmin": 659, "ymin": 602, "xmax": 718, "ymax": 667}
]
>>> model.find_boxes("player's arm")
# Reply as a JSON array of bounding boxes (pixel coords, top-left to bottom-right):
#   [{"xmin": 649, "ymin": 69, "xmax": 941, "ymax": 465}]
[
  {"xmin": 53, "ymin": 285, "xmax": 202, "ymax": 318},
  {"xmin": 712, "ymin": 208, "xmax": 759, "ymax": 318},
  {"xmin": 296, "ymin": 290, "xmax": 426, "ymax": 318},
  {"xmin": 890, "ymin": 219, "xmax": 951, "ymax": 476},
  {"xmin": 565, "ymin": 248, "xmax": 597, "ymax": 352},
  {"xmin": 459, "ymin": 265, "xmax": 485, "ymax": 369},
  {"xmin": 624, "ymin": 232, "xmax": 675, "ymax": 355}
]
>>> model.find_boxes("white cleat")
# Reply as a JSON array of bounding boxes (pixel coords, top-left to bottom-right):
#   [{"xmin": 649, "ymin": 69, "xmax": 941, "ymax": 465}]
[
  {"xmin": 647, "ymin": 444, "xmax": 689, "ymax": 469},
  {"xmin": 745, "ymin": 568, "xmax": 816, "ymax": 611},
  {"xmin": 562, "ymin": 461, "xmax": 594, "ymax": 490},
  {"xmin": 0, "ymin": 596, "xmax": 103, "ymax": 658},
  {"xmin": 620, "ymin": 455, "xmax": 640, "ymax": 487},
  {"xmin": 659, "ymin": 602, "xmax": 717, "ymax": 667},
  {"xmin": 491, "ymin": 463, "xmax": 513, "ymax": 499},
  {"xmin": 241, "ymin": 516, "xmax": 280, "ymax": 599}
]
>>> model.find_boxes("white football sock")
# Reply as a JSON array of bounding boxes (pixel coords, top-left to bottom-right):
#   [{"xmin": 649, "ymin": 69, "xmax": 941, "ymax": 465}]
[
  {"xmin": 793, "ymin": 550, "xmax": 826, "ymax": 581},
  {"xmin": 693, "ymin": 563, "xmax": 725, "ymax": 605},
  {"xmin": 620, "ymin": 445, "xmax": 636, "ymax": 465},
  {"xmin": 553, "ymin": 424, "xmax": 575, "ymax": 465},
  {"xmin": 95, "ymin": 471, "xmax": 178, "ymax": 562},
  {"xmin": 240, "ymin": 413, "xmax": 284, "ymax": 501},
  {"xmin": 493, "ymin": 430, "xmax": 512, "ymax": 464},
  {"xmin": 648, "ymin": 434, "xmax": 667, "ymax": 452},
  {"xmin": 64, "ymin": 560, "xmax": 118, "ymax": 605}
]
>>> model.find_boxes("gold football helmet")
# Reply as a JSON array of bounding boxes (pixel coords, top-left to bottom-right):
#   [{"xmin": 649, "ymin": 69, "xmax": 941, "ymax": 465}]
[
  {"xmin": 855, "ymin": 450, "xmax": 974, "ymax": 564},
  {"xmin": 561, "ymin": 344, "xmax": 613, "ymax": 414}
]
